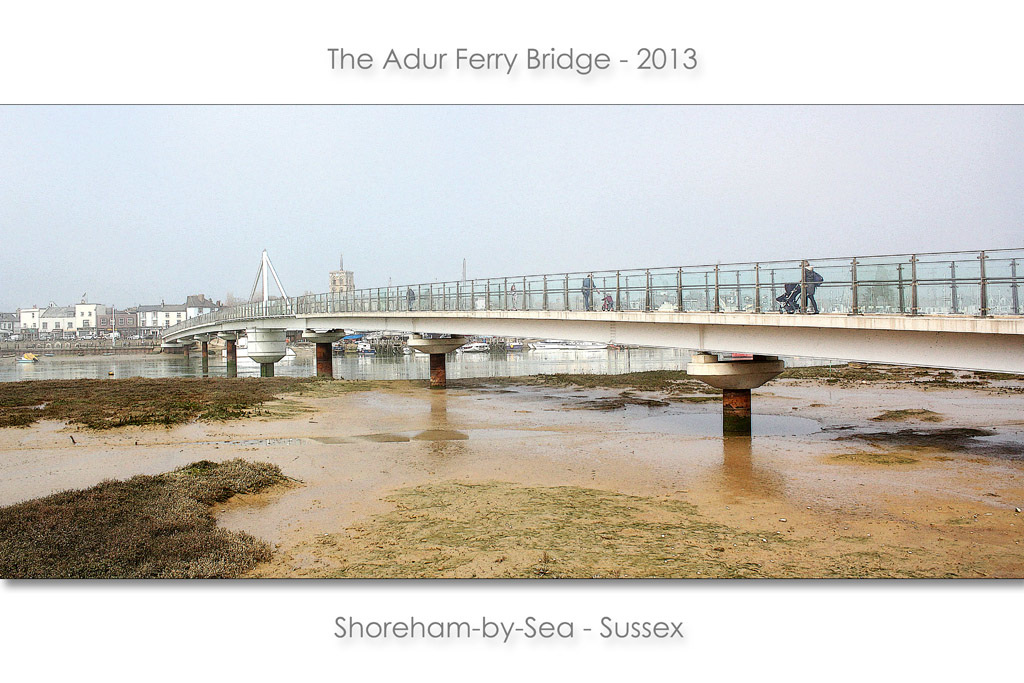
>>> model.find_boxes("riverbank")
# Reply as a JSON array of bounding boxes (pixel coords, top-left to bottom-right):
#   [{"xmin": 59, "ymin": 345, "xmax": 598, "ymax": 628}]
[{"xmin": 1, "ymin": 367, "xmax": 1022, "ymax": 578}]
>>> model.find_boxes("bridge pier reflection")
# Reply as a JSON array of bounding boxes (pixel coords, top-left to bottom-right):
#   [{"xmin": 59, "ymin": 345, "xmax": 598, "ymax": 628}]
[
  {"xmin": 720, "ymin": 436, "xmax": 782, "ymax": 498},
  {"xmin": 218, "ymin": 332, "xmax": 238, "ymax": 378},
  {"xmin": 195, "ymin": 334, "xmax": 211, "ymax": 377}
]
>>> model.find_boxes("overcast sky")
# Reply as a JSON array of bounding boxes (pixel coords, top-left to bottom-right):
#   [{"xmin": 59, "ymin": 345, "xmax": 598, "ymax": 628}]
[{"xmin": 1, "ymin": 105, "xmax": 1021, "ymax": 310}]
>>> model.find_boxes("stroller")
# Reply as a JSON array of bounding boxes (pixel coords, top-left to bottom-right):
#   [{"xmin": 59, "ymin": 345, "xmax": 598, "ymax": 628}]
[
  {"xmin": 776, "ymin": 283, "xmax": 802, "ymax": 314},
  {"xmin": 601, "ymin": 294, "xmax": 614, "ymax": 311}
]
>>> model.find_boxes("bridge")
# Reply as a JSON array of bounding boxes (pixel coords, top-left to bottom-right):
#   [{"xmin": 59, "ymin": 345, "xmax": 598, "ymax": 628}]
[{"xmin": 162, "ymin": 248, "xmax": 1023, "ymax": 433}]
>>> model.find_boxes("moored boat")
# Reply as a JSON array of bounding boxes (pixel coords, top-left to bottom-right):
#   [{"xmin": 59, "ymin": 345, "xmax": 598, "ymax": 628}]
[
  {"xmin": 529, "ymin": 339, "xmax": 607, "ymax": 351},
  {"xmin": 457, "ymin": 342, "xmax": 491, "ymax": 353},
  {"xmin": 17, "ymin": 353, "xmax": 40, "ymax": 363}
]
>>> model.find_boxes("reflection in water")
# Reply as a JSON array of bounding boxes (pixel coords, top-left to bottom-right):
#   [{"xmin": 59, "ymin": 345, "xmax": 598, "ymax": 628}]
[
  {"xmin": 2, "ymin": 347, "xmax": 836, "ymax": 383},
  {"xmin": 418, "ymin": 391, "xmax": 469, "ymax": 457},
  {"xmin": 719, "ymin": 436, "xmax": 783, "ymax": 498}
]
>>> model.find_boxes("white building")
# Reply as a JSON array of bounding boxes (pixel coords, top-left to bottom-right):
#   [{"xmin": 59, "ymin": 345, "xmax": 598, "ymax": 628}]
[
  {"xmin": 18, "ymin": 306, "xmax": 42, "ymax": 334},
  {"xmin": 137, "ymin": 302, "xmax": 186, "ymax": 337},
  {"xmin": 74, "ymin": 303, "xmax": 107, "ymax": 333},
  {"xmin": 39, "ymin": 305, "xmax": 77, "ymax": 337},
  {"xmin": 185, "ymin": 294, "xmax": 219, "ymax": 319}
]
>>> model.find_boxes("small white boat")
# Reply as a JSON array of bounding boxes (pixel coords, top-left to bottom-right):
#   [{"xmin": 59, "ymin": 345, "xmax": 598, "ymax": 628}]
[
  {"xmin": 17, "ymin": 353, "xmax": 40, "ymax": 363},
  {"xmin": 356, "ymin": 342, "xmax": 376, "ymax": 354},
  {"xmin": 457, "ymin": 342, "xmax": 491, "ymax": 353}
]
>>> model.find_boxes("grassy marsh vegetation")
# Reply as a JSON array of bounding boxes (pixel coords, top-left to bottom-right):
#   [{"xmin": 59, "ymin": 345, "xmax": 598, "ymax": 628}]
[{"xmin": 0, "ymin": 459, "xmax": 286, "ymax": 578}]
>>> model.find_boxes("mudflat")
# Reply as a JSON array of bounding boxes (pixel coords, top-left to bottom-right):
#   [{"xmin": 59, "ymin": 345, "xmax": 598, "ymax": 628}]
[{"xmin": 1, "ymin": 369, "xmax": 1022, "ymax": 578}]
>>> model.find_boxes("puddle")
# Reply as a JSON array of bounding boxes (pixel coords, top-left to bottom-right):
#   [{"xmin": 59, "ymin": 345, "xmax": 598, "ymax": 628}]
[
  {"xmin": 354, "ymin": 428, "xmax": 545, "ymax": 443},
  {"xmin": 355, "ymin": 433, "xmax": 411, "ymax": 443},
  {"xmin": 194, "ymin": 438, "xmax": 306, "ymax": 447},
  {"xmin": 838, "ymin": 427, "xmax": 1024, "ymax": 458},
  {"xmin": 412, "ymin": 429, "xmax": 470, "ymax": 441},
  {"xmin": 630, "ymin": 410, "xmax": 820, "ymax": 437}
]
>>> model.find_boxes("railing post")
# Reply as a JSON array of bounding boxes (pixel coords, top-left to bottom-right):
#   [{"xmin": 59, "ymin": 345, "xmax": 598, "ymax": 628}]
[
  {"xmin": 542, "ymin": 276, "xmax": 548, "ymax": 311},
  {"xmin": 486, "ymin": 280, "xmax": 491, "ymax": 311},
  {"xmin": 770, "ymin": 269, "xmax": 777, "ymax": 310},
  {"xmin": 949, "ymin": 261, "xmax": 958, "ymax": 314},
  {"xmin": 910, "ymin": 254, "xmax": 918, "ymax": 316},
  {"xmin": 615, "ymin": 271, "xmax": 621, "ymax": 311},
  {"xmin": 850, "ymin": 258, "xmax": 858, "ymax": 315},
  {"xmin": 713, "ymin": 265, "xmax": 720, "ymax": 313},
  {"xmin": 897, "ymin": 263, "xmax": 905, "ymax": 313},
  {"xmin": 503, "ymin": 277, "xmax": 508, "ymax": 310},
  {"xmin": 734, "ymin": 271, "xmax": 742, "ymax": 312},
  {"xmin": 754, "ymin": 263, "xmax": 761, "ymax": 313},
  {"xmin": 645, "ymin": 269, "xmax": 652, "ymax": 312},
  {"xmin": 979, "ymin": 251, "xmax": 988, "ymax": 317},
  {"xmin": 677, "ymin": 268, "xmax": 683, "ymax": 312},
  {"xmin": 1012, "ymin": 259, "xmax": 1020, "ymax": 315},
  {"xmin": 800, "ymin": 260, "xmax": 808, "ymax": 314},
  {"xmin": 564, "ymin": 274, "xmax": 569, "ymax": 311}
]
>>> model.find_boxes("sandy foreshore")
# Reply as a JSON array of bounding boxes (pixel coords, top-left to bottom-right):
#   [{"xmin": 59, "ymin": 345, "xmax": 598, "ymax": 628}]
[{"xmin": 2, "ymin": 371, "xmax": 1023, "ymax": 578}]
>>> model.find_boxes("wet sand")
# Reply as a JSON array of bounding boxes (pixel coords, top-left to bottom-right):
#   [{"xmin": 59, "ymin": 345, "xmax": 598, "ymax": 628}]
[{"xmin": 1, "ymin": 377, "xmax": 1022, "ymax": 577}]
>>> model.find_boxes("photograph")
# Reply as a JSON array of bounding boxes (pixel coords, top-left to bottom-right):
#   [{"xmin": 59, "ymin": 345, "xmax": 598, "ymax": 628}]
[{"xmin": 1, "ymin": 105, "xmax": 1022, "ymax": 581}]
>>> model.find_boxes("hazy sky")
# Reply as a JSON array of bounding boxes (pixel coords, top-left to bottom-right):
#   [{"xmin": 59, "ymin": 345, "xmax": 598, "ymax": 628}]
[{"xmin": 1, "ymin": 105, "xmax": 1021, "ymax": 310}]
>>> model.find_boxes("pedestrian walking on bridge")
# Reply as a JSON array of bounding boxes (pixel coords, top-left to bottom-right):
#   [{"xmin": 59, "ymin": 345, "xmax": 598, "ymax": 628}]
[{"xmin": 582, "ymin": 273, "xmax": 596, "ymax": 311}]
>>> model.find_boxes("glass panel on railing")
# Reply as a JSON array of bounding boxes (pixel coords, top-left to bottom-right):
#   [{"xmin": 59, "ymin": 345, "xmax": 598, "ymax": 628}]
[{"xmin": 987, "ymin": 282, "xmax": 1022, "ymax": 315}]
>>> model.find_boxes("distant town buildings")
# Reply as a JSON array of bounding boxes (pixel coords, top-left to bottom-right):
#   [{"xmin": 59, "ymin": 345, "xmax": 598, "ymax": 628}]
[
  {"xmin": 329, "ymin": 254, "xmax": 355, "ymax": 294},
  {"xmin": 8, "ymin": 294, "xmax": 221, "ymax": 340},
  {"xmin": 185, "ymin": 294, "xmax": 218, "ymax": 319},
  {"xmin": 0, "ymin": 312, "xmax": 16, "ymax": 337}
]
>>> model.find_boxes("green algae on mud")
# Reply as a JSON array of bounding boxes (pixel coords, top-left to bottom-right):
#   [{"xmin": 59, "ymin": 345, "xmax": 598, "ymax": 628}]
[
  {"xmin": 453, "ymin": 370, "xmax": 716, "ymax": 394},
  {"xmin": 251, "ymin": 481, "xmax": 939, "ymax": 579},
  {"xmin": 870, "ymin": 409, "xmax": 945, "ymax": 423},
  {"xmin": 0, "ymin": 459, "xmax": 288, "ymax": 578},
  {"xmin": 830, "ymin": 451, "xmax": 920, "ymax": 466},
  {"xmin": 0, "ymin": 377, "xmax": 382, "ymax": 429}
]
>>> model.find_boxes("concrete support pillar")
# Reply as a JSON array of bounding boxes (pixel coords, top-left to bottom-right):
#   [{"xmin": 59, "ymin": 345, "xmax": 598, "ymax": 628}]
[
  {"xmin": 247, "ymin": 327, "xmax": 286, "ymax": 380},
  {"xmin": 225, "ymin": 339, "xmax": 237, "ymax": 378},
  {"xmin": 303, "ymin": 330, "xmax": 345, "ymax": 380},
  {"xmin": 429, "ymin": 353, "xmax": 446, "ymax": 389},
  {"xmin": 182, "ymin": 343, "xmax": 190, "ymax": 360},
  {"xmin": 406, "ymin": 335, "xmax": 468, "ymax": 390},
  {"xmin": 201, "ymin": 341, "xmax": 209, "ymax": 376},
  {"xmin": 722, "ymin": 388, "xmax": 753, "ymax": 435},
  {"xmin": 315, "ymin": 342, "xmax": 333, "ymax": 378},
  {"xmin": 686, "ymin": 353, "xmax": 784, "ymax": 437}
]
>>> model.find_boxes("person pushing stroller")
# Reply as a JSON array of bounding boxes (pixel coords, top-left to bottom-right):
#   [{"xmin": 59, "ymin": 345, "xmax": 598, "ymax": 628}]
[{"xmin": 777, "ymin": 264, "xmax": 823, "ymax": 314}]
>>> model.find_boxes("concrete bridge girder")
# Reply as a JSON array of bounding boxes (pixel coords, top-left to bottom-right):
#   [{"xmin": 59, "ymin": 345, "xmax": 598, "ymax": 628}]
[{"xmin": 163, "ymin": 311, "xmax": 1024, "ymax": 374}]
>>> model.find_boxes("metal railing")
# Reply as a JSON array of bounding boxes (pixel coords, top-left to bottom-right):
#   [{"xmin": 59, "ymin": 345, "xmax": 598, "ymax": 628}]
[{"xmin": 164, "ymin": 248, "xmax": 1024, "ymax": 337}]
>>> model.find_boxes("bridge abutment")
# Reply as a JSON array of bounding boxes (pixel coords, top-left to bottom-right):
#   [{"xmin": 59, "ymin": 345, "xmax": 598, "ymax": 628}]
[{"xmin": 686, "ymin": 353, "xmax": 784, "ymax": 435}]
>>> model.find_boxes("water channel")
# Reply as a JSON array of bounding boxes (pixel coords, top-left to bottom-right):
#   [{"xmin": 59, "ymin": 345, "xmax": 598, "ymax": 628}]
[{"xmin": 1, "ymin": 347, "xmax": 838, "ymax": 383}]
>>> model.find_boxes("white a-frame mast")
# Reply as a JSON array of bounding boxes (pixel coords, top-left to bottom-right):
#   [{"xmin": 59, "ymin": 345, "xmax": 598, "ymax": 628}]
[{"xmin": 248, "ymin": 250, "xmax": 290, "ymax": 303}]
